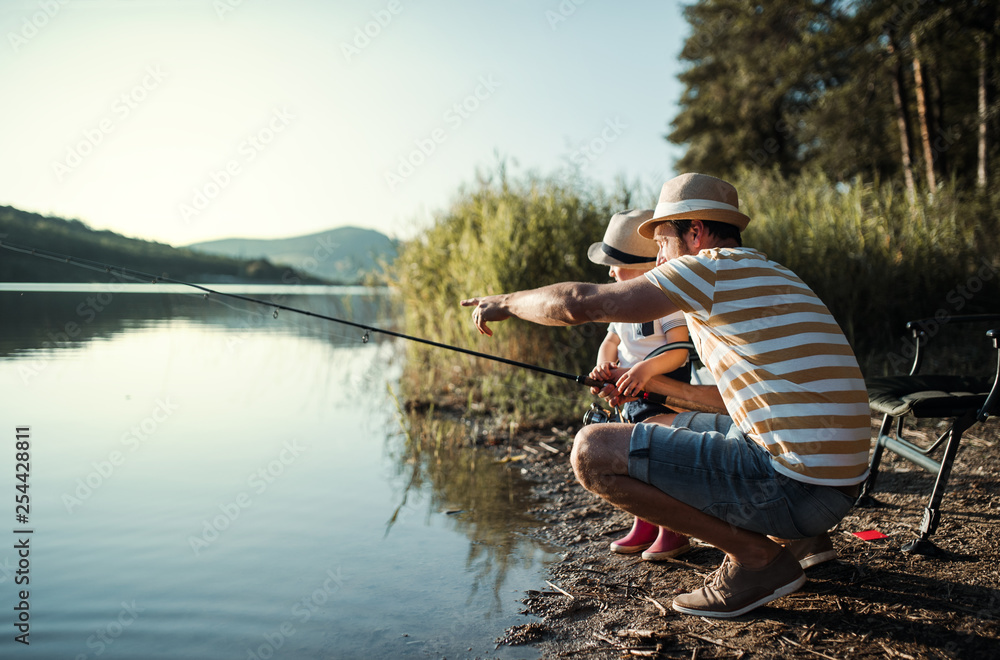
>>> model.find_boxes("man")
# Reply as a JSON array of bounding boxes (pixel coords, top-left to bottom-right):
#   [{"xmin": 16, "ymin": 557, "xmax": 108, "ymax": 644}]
[{"xmin": 461, "ymin": 173, "xmax": 871, "ymax": 618}]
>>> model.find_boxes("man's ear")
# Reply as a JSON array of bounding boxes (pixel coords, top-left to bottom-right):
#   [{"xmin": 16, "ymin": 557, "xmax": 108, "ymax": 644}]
[{"xmin": 687, "ymin": 219, "xmax": 706, "ymax": 250}]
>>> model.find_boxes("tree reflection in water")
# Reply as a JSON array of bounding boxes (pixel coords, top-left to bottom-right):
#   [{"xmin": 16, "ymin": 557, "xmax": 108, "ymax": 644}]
[{"xmin": 384, "ymin": 405, "xmax": 558, "ymax": 616}]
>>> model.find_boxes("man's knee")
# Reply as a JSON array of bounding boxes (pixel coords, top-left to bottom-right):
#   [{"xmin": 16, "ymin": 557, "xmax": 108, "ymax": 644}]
[
  {"xmin": 571, "ymin": 424, "xmax": 630, "ymax": 494},
  {"xmin": 570, "ymin": 426, "xmax": 595, "ymax": 487}
]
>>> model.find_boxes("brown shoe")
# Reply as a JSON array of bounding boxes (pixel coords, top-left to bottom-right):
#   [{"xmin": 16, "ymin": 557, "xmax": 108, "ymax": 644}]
[
  {"xmin": 671, "ymin": 548, "xmax": 805, "ymax": 618},
  {"xmin": 775, "ymin": 533, "xmax": 837, "ymax": 569}
]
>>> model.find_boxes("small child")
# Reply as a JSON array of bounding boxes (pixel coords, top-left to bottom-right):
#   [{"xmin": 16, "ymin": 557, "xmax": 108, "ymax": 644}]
[{"xmin": 586, "ymin": 209, "xmax": 692, "ymax": 561}]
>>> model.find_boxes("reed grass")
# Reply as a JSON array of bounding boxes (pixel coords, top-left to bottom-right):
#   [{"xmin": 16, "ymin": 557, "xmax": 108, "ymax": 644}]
[
  {"xmin": 388, "ymin": 171, "xmax": 631, "ymax": 424},
  {"xmin": 389, "ymin": 167, "xmax": 1000, "ymax": 423},
  {"xmin": 738, "ymin": 168, "xmax": 1000, "ymax": 373}
]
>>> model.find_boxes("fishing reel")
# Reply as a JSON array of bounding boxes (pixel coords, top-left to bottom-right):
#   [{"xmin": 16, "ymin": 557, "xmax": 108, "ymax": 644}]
[{"xmin": 583, "ymin": 403, "xmax": 612, "ymax": 425}]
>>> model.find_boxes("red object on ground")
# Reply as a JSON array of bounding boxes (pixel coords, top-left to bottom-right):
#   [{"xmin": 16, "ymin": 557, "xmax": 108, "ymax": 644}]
[{"xmin": 853, "ymin": 530, "xmax": 889, "ymax": 540}]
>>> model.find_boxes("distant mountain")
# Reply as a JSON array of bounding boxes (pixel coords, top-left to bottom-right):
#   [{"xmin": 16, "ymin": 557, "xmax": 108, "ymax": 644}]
[
  {"xmin": 0, "ymin": 206, "xmax": 324, "ymax": 284},
  {"xmin": 187, "ymin": 227, "xmax": 398, "ymax": 284}
]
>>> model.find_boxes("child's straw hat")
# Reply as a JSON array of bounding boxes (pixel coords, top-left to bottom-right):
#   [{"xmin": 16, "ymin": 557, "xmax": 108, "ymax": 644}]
[{"xmin": 587, "ymin": 209, "xmax": 658, "ymax": 268}]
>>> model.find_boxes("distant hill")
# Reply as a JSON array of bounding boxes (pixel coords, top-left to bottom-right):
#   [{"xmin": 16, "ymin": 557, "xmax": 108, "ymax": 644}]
[
  {"xmin": 0, "ymin": 206, "xmax": 324, "ymax": 284},
  {"xmin": 187, "ymin": 227, "xmax": 398, "ymax": 284}
]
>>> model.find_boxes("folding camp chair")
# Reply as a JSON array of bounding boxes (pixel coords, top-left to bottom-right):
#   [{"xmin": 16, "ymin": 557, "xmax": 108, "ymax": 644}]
[{"xmin": 858, "ymin": 313, "xmax": 1000, "ymax": 556}]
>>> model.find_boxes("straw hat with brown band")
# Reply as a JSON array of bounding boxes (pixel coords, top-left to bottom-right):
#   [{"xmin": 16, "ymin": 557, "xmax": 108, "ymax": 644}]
[
  {"xmin": 587, "ymin": 208, "xmax": 658, "ymax": 269},
  {"xmin": 637, "ymin": 173, "xmax": 751, "ymax": 239}
]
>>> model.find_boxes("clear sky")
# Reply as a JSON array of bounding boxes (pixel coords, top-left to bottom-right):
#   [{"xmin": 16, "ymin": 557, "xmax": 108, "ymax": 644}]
[{"xmin": 0, "ymin": 0, "xmax": 689, "ymax": 246}]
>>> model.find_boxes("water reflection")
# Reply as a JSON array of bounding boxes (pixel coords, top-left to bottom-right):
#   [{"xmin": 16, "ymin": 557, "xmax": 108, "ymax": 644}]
[
  {"xmin": 386, "ymin": 407, "xmax": 553, "ymax": 616},
  {"xmin": 0, "ymin": 286, "xmax": 551, "ymax": 659},
  {"xmin": 0, "ymin": 285, "xmax": 392, "ymax": 357}
]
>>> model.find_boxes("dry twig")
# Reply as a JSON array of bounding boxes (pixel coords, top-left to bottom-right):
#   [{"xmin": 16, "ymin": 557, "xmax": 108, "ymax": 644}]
[
  {"xmin": 618, "ymin": 629, "xmax": 656, "ymax": 638},
  {"xmin": 648, "ymin": 555, "xmax": 705, "ymax": 571},
  {"xmin": 592, "ymin": 631, "xmax": 616, "ymax": 645},
  {"xmin": 779, "ymin": 635, "xmax": 840, "ymax": 660},
  {"xmin": 685, "ymin": 632, "xmax": 742, "ymax": 651},
  {"xmin": 643, "ymin": 596, "xmax": 668, "ymax": 615},
  {"xmin": 546, "ymin": 580, "xmax": 575, "ymax": 599}
]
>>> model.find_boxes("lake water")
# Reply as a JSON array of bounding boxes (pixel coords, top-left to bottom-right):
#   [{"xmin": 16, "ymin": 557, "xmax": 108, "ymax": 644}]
[{"xmin": 0, "ymin": 285, "xmax": 557, "ymax": 659}]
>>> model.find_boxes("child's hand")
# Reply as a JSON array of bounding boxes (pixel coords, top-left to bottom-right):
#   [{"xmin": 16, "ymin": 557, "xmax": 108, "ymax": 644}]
[
  {"xmin": 590, "ymin": 363, "xmax": 626, "ymax": 400},
  {"xmin": 616, "ymin": 363, "xmax": 652, "ymax": 398},
  {"xmin": 589, "ymin": 361, "xmax": 616, "ymax": 384}
]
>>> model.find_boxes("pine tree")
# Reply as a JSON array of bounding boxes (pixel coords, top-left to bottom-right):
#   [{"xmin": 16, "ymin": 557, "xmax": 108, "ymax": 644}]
[
  {"xmin": 668, "ymin": 0, "xmax": 1000, "ymax": 189},
  {"xmin": 668, "ymin": 0, "xmax": 844, "ymax": 177}
]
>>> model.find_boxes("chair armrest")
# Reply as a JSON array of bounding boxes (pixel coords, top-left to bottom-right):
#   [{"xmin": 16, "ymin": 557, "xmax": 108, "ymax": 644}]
[
  {"xmin": 982, "ymin": 328, "xmax": 1000, "ymax": 421},
  {"xmin": 905, "ymin": 314, "xmax": 1000, "ymax": 334}
]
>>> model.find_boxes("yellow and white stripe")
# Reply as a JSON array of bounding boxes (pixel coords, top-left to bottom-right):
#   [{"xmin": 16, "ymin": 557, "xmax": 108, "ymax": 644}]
[{"xmin": 646, "ymin": 248, "xmax": 871, "ymax": 486}]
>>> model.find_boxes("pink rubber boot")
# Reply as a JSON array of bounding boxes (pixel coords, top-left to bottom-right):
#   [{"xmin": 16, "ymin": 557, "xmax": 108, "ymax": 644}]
[
  {"xmin": 641, "ymin": 527, "xmax": 692, "ymax": 560},
  {"xmin": 610, "ymin": 517, "xmax": 658, "ymax": 554}
]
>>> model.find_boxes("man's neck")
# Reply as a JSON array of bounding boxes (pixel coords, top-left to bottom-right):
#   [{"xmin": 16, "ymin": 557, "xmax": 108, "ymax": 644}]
[{"xmin": 699, "ymin": 238, "xmax": 741, "ymax": 251}]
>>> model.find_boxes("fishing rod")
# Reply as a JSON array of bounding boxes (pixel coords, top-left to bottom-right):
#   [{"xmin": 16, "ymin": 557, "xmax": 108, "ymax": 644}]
[{"xmin": 0, "ymin": 240, "xmax": 724, "ymax": 414}]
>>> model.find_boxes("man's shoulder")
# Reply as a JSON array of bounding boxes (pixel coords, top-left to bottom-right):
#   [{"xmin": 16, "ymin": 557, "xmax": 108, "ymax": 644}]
[{"xmin": 662, "ymin": 247, "xmax": 765, "ymax": 275}]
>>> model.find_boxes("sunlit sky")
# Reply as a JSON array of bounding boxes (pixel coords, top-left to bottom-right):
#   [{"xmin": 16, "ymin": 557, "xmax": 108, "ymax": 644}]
[{"xmin": 0, "ymin": 0, "xmax": 688, "ymax": 246}]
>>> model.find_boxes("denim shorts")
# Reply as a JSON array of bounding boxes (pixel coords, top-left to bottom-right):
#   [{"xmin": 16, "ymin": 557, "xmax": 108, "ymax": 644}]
[{"xmin": 628, "ymin": 412, "xmax": 856, "ymax": 539}]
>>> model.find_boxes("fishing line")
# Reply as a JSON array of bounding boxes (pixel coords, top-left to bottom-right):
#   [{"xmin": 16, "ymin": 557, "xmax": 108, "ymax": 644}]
[
  {"xmin": 0, "ymin": 240, "xmax": 723, "ymax": 414},
  {"xmin": 188, "ymin": 288, "xmax": 364, "ymax": 346}
]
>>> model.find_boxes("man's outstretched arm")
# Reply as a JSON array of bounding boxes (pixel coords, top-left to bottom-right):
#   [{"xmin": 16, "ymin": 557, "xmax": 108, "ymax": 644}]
[{"xmin": 461, "ymin": 276, "xmax": 678, "ymax": 337}]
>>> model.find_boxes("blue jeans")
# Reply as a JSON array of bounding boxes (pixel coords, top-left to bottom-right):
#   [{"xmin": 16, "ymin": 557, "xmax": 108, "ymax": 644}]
[{"xmin": 627, "ymin": 412, "xmax": 855, "ymax": 539}]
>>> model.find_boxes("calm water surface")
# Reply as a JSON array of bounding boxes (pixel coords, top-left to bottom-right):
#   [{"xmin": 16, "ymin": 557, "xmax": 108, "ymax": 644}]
[{"xmin": 0, "ymin": 285, "xmax": 557, "ymax": 659}]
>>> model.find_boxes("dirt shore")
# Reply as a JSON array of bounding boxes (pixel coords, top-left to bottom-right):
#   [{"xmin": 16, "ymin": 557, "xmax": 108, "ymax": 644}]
[{"xmin": 491, "ymin": 416, "xmax": 1000, "ymax": 660}]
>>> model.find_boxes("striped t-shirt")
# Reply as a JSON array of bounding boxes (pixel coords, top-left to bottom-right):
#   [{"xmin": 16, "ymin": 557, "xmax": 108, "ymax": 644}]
[{"xmin": 645, "ymin": 247, "xmax": 871, "ymax": 486}]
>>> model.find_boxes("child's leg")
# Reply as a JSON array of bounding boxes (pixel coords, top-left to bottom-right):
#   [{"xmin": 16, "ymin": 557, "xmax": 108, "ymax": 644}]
[
  {"xmin": 641, "ymin": 527, "xmax": 692, "ymax": 560},
  {"xmin": 610, "ymin": 516, "xmax": 658, "ymax": 554},
  {"xmin": 610, "ymin": 406, "xmax": 679, "ymax": 554}
]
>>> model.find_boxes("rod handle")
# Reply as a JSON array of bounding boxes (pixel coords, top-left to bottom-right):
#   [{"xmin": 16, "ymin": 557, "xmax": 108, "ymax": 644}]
[{"xmin": 577, "ymin": 375, "xmax": 728, "ymax": 416}]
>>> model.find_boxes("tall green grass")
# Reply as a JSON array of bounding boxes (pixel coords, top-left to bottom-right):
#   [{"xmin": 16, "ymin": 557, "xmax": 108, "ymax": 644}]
[
  {"xmin": 388, "ymin": 172, "xmax": 631, "ymax": 424},
  {"xmin": 389, "ymin": 168, "xmax": 1000, "ymax": 423},
  {"xmin": 738, "ymin": 169, "xmax": 1000, "ymax": 372}
]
